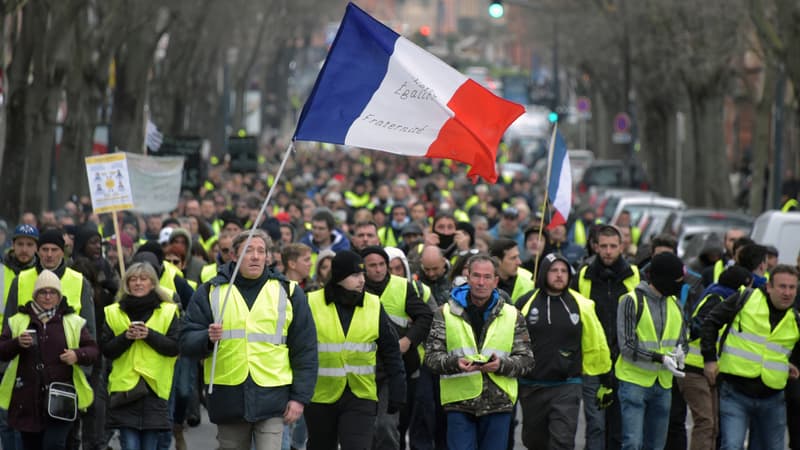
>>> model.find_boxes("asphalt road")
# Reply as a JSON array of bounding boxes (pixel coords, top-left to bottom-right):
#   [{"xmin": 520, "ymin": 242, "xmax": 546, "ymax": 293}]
[{"xmin": 110, "ymin": 404, "xmax": 586, "ymax": 449}]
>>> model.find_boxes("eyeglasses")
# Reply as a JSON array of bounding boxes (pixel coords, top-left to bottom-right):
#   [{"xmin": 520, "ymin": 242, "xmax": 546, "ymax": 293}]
[
  {"xmin": 165, "ymin": 258, "xmax": 182, "ymax": 265},
  {"xmin": 219, "ymin": 247, "xmax": 231, "ymax": 254},
  {"xmin": 37, "ymin": 289, "xmax": 60, "ymax": 298}
]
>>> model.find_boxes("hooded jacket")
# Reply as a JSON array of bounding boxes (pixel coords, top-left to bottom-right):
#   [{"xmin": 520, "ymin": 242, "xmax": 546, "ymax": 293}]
[
  {"xmin": 179, "ymin": 261, "xmax": 318, "ymax": 424},
  {"xmin": 424, "ymin": 285, "xmax": 534, "ymax": 416}
]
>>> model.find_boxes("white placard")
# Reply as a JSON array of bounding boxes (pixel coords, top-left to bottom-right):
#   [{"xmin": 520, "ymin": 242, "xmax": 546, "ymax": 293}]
[{"xmin": 85, "ymin": 153, "xmax": 134, "ymax": 213}]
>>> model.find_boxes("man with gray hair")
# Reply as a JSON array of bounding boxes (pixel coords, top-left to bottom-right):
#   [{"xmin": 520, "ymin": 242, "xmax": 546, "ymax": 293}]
[{"xmin": 181, "ymin": 230, "xmax": 318, "ymax": 450}]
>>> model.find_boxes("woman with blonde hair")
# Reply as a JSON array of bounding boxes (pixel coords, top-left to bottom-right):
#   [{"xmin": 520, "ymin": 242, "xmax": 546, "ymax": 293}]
[{"xmin": 102, "ymin": 262, "xmax": 181, "ymax": 450}]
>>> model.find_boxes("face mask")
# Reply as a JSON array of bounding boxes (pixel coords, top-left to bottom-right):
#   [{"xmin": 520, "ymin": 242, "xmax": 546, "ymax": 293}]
[
  {"xmin": 391, "ymin": 218, "xmax": 410, "ymax": 229},
  {"xmin": 652, "ymin": 277, "xmax": 682, "ymax": 297},
  {"xmin": 436, "ymin": 232, "xmax": 454, "ymax": 249}
]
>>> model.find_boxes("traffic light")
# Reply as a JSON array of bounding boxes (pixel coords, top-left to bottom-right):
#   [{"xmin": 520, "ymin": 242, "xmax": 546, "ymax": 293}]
[
  {"xmin": 488, "ymin": 1, "xmax": 504, "ymax": 19},
  {"xmin": 548, "ymin": 111, "xmax": 559, "ymax": 123}
]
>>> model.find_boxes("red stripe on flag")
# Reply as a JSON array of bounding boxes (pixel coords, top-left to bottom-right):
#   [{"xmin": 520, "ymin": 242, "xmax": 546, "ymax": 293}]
[{"xmin": 426, "ymin": 79, "xmax": 524, "ymax": 183}]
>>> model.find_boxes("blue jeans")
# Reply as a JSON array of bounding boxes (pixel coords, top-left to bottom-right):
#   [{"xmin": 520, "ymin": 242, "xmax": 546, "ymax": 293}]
[
  {"xmin": 719, "ymin": 381, "xmax": 786, "ymax": 450},
  {"xmin": 118, "ymin": 428, "xmax": 161, "ymax": 450},
  {"xmin": 281, "ymin": 416, "xmax": 307, "ymax": 450},
  {"xmin": 0, "ymin": 408, "xmax": 22, "ymax": 450},
  {"xmin": 446, "ymin": 411, "xmax": 511, "ymax": 450},
  {"xmin": 582, "ymin": 375, "xmax": 621, "ymax": 450},
  {"xmin": 617, "ymin": 380, "xmax": 671, "ymax": 450}
]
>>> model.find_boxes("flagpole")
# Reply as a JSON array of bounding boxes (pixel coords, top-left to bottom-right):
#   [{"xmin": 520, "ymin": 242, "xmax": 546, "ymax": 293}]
[
  {"xmin": 207, "ymin": 140, "xmax": 295, "ymax": 394},
  {"xmin": 532, "ymin": 123, "xmax": 559, "ymax": 284}
]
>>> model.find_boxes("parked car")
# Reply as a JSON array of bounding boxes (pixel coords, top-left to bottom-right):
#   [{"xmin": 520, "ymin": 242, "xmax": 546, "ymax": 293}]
[
  {"xmin": 661, "ymin": 209, "xmax": 754, "ymax": 237},
  {"xmin": 607, "ymin": 194, "xmax": 686, "ymax": 229},
  {"xmin": 750, "ymin": 210, "xmax": 800, "ymax": 265},
  {"xmin": 577, "ymin": 159, "xmax": 650, "ymax": 205}
]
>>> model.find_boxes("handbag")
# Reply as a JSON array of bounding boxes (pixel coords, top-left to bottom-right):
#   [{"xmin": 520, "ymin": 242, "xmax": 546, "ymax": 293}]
[
  {"xmin": 109, "ymin": 378, "xmax": 150, "ymax": 409},
  {"xmin": 47, "ymin": 382, "xmax": 77, "ymax": 422}
]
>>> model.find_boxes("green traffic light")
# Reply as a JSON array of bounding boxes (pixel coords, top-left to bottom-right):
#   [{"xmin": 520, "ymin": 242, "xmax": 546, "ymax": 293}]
[
  {"xmin": 548, "ymin": 112, "xmax": 559, "ymax": 123},
  {"xmin": 488, "ymin": 2, "xmax": 504, "ymax": 18}
]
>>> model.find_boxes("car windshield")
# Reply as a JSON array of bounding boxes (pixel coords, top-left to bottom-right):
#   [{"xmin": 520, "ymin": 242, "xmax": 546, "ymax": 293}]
[
  {"xmin": 585, "ymin": 166, "xmax": 623, "ymax": 187},
  {"xmin": 626, "ymin": 205, "xmax": 677, "ymax": 225}
]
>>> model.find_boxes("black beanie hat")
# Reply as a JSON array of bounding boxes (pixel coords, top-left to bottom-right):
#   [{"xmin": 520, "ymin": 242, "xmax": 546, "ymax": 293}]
[
  {"xmin": 456, "ymin": 221, "xmax": 475, "ymax": 247},
  {"xmin": 329, "ymin": 250, "xmax": 365, "ymax": 285},
  {"xmin": 38, "ymin": 228, "xmax": 65, "ymax": 251},
  {"xmin": 718, "ymin": 265, "xmax": 753, "ymax": 290},
  {"xmin": 360, "ymin": 246, "xmax": 389, "ymax": 266},
  {"xmin": 137, "ymin": 241, "xmax": 165, "ymax": 264},
  {"xmin": 648, "ymin": 253, "xmax": 685, "ymax": 297}
]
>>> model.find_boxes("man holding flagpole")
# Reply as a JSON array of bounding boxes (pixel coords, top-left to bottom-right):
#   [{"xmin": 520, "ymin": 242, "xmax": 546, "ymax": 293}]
[{"xmin": 180, "ymin": 230, "xmax": 318, "ymax": 450}]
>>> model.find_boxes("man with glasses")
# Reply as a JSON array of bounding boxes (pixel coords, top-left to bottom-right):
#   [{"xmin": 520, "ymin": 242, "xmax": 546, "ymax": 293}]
[
  {"xmin": 424, "ymin": 254, "xmax": 533, "ymax": 449},
  {"xmin": 181, "ymin": 229, "xmax": 318, "ymax": 450},
  {"xmin": 201, "ymin": 231, "xmax": 235, "ymax": 283}
]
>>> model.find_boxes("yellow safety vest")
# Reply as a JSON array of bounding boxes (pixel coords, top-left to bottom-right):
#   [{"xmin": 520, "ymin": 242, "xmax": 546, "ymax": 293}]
[
  {"xmin": 200, "ymin": 263, "xmax": 218, "ymax": 283},
  {"xmin": 782, "ymin": 198, "xmax": 799, "ymax": 212},
  {"xmin": 519, "ymin": 289, "xmax": 611, "ymax": 376},
  {"xmin": 18, "ymin": 267, "xmax": 84, "ymax": 314},
  {"xmin": 718, "ymin": 289, "xmax": 799, "ymax": 390},
  {"xmin": 308, "ymin": 289, "xmax": 380, "ymax": 403},
  {"xmin": 1, "ymin": 264, "xmax": 14, "ymax": 324},
  {"xmin": 160, "ymin": 262, "xmax": 182, "ymax": 293},
  {"xmin": 712, "ymin": 259, "xmax": 727, "ymax": 284},
  {"xmin": 685, "ymin": 293, "xmax": 724, "ymax": 369},
  {"xmin": 380, "ymin": 275, "xmax": 410, "ymax": 329},
  {"xmin": 105, "ymin": 302, "xmax": 179, "ymax": 399},
  {"xmin": 510, "ymin": 267, "xmax": 535, "ymax": 305},
  {"xmin": 573, "ymin": 220, "xmax": 588, "ymax": 247},
  {"xmin": 377, "ymin": 227, "xmax": 399, "ymax": 248},
  {"xmin": 204, "ymin": 280, "xmax": 294, "ymax": 387},
  {"xmin": 614, "ymin": 291, "xmax": 683, "ymax": 389},
  {"xmin": 577, "ymin": 265, "xmax": 640, "ymax": 301},
  {"xmin": 439, "ymin": 300, "xmax": 518, "ymax": 405},
  {"xmin": 0, "ymin": 313, "xmax": 94, "ymax": 409}
]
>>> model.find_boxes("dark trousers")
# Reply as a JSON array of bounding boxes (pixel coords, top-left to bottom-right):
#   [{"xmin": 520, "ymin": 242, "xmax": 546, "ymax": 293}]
[
  {"xmin": 398, "ymin": 376, "xmax": 416, "ymax": 450},
  {"xmin": 305, "ymin": 388, "xmax": 378, "ymax": 450},
  {"xmin": 787, "ymin": 378, "xmax": 800, "ymax": 450},
  {"xmin": 520, "ymin": 384, "xmax": 581, "ymax": 450},
  {"xmin": 408, "ymin": 366, "xmax": 446, "ymax": 450},
  {"xmin": 20, "ymin": 417, "xmax": 74, "ymax": 450},
  {"xmin": 665, "ymin": 382, "xmax": 687, "ymax": 450}
]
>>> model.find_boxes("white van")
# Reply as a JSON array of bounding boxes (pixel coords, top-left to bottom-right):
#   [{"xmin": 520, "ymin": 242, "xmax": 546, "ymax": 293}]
[{"xmin": 750, "ymin": 210, "xmax": 800, "ymax": 265}]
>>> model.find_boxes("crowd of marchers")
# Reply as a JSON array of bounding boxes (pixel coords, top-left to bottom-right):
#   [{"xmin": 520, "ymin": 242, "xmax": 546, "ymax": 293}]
[{"xmin": 0, "ymin": 149, "xmax": 799, "ymax": 450}]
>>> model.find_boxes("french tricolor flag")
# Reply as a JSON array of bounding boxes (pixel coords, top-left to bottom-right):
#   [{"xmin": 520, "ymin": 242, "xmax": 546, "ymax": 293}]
[
  {"xmin": 293, "ymin": 3, "xmax": 525, "ymax": 183},
  {"xmin": 546, "ymin": 127, "xmax": 572, "ymax": 229}
]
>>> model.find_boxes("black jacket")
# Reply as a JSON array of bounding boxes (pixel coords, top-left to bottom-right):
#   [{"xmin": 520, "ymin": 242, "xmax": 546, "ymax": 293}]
[{"xmin": 179, "ymin": 262, "xmax": 318, "ymax": 424}]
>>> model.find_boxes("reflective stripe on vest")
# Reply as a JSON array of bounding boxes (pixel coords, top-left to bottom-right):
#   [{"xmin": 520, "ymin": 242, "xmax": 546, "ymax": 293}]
[
  {"xmin": 614, "ymin": 292, "xmax": 683, "ymax": 389},
  {"xmin": 578, "ymin": 265, "xmax": 640, "ymax": 300},
  {"xmin": 0, "ymin": 313, "xmax": 94, "ymax": 409},
  {"xmin": 380, "ymin": 275, "xmax": 409, "ymax": 328},
  {"xmin": 718, "ymin": 290, "xmax": 799, "ymax": 389},
  {"xmin": 105, "ymin": 302, "xmax": 179, "ymax": 399},
  {"xmin": 204, "ymin": 280, "xmax": 294, "ymax": 387},
  {"xmin": 511, "ymin": 267, "xmax": 535, "ymax": 305},
  {"xmin": 439, "ymin": 301, "xmax": 518, "ymax": 405},
  {"xmin": 308, "ymin": 289, "xmax": 380, "ymax": 403},
  {"xmin": 18, "ymin": 267, "xmax": 84, "ymax": 314}
]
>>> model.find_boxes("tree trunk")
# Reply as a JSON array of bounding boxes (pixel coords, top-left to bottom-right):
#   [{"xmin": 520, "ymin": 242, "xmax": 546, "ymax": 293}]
[
  {"xmin": 748, "ymin": 65, "xmax": 775, "ymax": 214},
  {"xmin": 688, "ymin": 93, "xmax": 732, "ymax": 207},
  {"xmin": 639, "ymin": 99, "xmax": 676, "ymax": 196}
]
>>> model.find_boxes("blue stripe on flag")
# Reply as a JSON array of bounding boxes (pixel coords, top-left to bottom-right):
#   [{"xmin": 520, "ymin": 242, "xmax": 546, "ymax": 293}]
[
  {"xmin": 294, "ymin": 3, "xmax": 398, "ymax": 144},
  {"xmin": 547, "ymin": 131, "xmax": 568, "ymax": 203}
]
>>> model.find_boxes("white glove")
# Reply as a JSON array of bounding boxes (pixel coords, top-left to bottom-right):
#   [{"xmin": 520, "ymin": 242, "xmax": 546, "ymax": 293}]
[
  {"xmin": 662, "ymin": 355, "xmax": 686, "ymax": 378},
  {"xmin": 670, "ymin": 347, "xmax": 686, "ymax": 370}
]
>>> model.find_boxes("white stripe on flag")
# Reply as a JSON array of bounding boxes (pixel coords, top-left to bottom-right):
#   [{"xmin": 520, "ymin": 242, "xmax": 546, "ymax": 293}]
[{"xmin": 146, "ymin": 120, "xmax": 163, "ymax": 152}]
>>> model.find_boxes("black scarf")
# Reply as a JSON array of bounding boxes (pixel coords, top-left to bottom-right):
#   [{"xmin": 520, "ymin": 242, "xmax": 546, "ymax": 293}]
[
  {"xmin": 119, "ymin": 290, "xmax": 162, "ymax": 322},
  {"xmin": 325, "ymin": 284, "xmax": 365, "ymax": 307}
]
